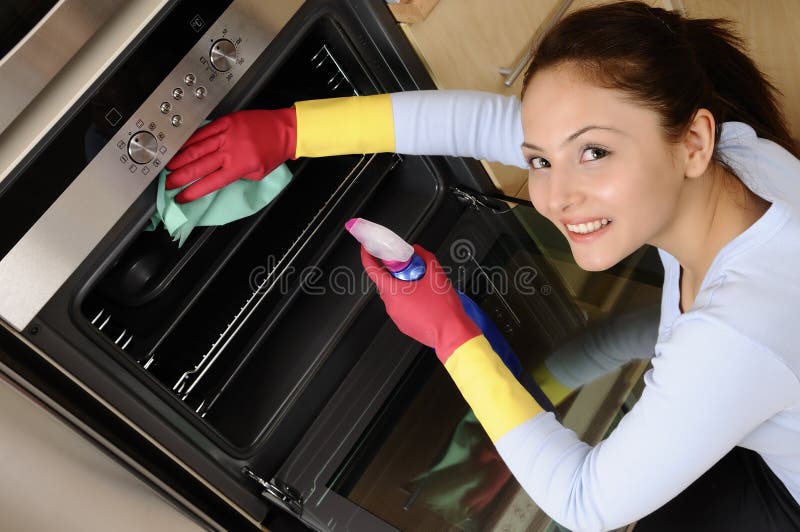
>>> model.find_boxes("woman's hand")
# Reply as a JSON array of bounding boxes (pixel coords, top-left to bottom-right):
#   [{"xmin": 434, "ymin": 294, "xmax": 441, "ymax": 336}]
[
  {"xmin": 361, "ymin": 244, "xmax": 480, "ymax": 363},
  {"xmin": 165, "ymin": 108, "xmax": 297, "ymax": 203}
]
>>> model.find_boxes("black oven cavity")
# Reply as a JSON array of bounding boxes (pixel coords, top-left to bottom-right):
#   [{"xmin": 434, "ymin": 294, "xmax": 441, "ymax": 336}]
[{"xmin": 77, "ymin": 17, "xmax": 439, "ymax": 450}]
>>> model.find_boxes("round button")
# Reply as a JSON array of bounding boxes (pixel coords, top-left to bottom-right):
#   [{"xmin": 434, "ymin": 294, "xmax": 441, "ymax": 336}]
[
  {"xmin": 128, "ymin": 131, "xmax": 158, "ymax": 165},
  {"xmin": 160, "ymin": 102, "xmax": 171, "ymax": 114},
  {"xmin": 184, "ymin": 73, "xmax": 196, "ymax": 86},
  {"xmin": 171, "ymin": 115, "xmax": 182, "ymax": 127},
  {"xmin": 194, "ymin": 86, "xmax": 207, "ymax": 99},
  {"xmin": 172, "ymin": 88, "xmax": 183, "ymax": 100},
  {"xmin": 209, "ymin": 39, "xmax": 236, "ymax": 72}
]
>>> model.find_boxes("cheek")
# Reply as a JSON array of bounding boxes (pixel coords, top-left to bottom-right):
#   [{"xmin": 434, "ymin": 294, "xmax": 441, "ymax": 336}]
[{"xmin": 528, "ymin": 177, "xmax": 550, "ymax": 218}]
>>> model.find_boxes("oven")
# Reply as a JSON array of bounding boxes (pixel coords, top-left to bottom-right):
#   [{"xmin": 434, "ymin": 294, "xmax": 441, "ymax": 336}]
[{"xmin": 0, "ymin": 1, "xmax": 597, "ymax": 530}]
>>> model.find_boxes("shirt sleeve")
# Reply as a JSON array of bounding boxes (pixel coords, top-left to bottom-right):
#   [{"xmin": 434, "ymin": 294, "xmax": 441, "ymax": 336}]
[
  {"xmin": 459, "ymin": 317, "xmax": 798, "ymax": 531},
  {"xmin": 544, "ymin": 303, "xmax": 660, "ymax": 390},
  {"xmin": 295, "ymin": 90, "xmax": 527, "ymax": 167},
  {"xmin": 718, "ymin": 121, "xmax": 800, "ymax": 206},
  {"xmin": 391, "ymin": 90, "xmax": 527, "ymax": 168}
]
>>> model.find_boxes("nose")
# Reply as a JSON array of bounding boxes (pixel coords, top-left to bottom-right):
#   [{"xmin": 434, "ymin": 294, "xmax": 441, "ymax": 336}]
[{"xmin": 546, "ymin": 169, "xmax": 583, "ymax": 214}]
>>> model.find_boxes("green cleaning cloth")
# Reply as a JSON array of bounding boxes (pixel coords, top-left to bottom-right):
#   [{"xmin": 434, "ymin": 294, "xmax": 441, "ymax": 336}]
[{"xmin": 146, "ymin": 163, "xmax": 293, "ymax": 247}]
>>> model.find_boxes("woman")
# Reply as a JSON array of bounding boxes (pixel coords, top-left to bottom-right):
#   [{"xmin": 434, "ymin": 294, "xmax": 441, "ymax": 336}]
[{"xmin": 165, "ymin": 2, "xmax": 800, "ymax": 530}]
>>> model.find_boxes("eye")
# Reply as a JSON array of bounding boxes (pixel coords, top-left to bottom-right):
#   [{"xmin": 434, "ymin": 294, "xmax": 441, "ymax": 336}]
[
  {"xmin": 528, "ymin": 156, "xmax": 550, "ymax": 170},
  {"xmin": 581, "ymin": 145, "xmax": 610, "ymax": 163}
]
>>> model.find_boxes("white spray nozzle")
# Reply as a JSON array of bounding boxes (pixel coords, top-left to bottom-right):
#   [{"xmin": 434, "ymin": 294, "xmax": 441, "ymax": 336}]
[{"xmin": 345, "ymin": 218, "xmax": 414, "ymax": 270}]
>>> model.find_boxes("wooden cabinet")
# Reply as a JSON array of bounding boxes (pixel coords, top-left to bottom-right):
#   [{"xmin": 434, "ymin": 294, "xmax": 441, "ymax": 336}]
[{"xmin": 399, "ymin": 0, "xmax": 564, "ymax": 198}]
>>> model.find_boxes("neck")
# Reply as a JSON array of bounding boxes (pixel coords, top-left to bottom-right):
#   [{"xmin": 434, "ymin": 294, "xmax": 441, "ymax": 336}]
[{"xmin": 654, "ymin": 167, "xmax": 770, "ymax": 307}]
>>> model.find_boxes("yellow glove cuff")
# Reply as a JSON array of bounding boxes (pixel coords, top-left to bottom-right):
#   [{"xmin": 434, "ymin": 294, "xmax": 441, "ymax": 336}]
[
  {"xmin": 445, "ymin": 336, "xmax": 544, "ymax": 442},
  {"xmin": 294, "ymin": 94, "xmax": 395, "ymax": 157},
  {"xmin": 531, "ymin": 360, "xmax": 574, "ymax": 406}
]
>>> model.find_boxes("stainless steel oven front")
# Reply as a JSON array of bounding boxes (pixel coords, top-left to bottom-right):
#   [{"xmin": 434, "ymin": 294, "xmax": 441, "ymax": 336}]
[
  {"xmin": 0, "ymin": 1, "xmax": 589, "ymax": 530},
  {"xmin": 0, "ymin": 0, "xmax": 130, "ymax": 134}
]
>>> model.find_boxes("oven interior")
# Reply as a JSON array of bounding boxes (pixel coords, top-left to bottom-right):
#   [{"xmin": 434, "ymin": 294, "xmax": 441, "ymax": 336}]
[{"xmin": 75, "ymin": 15, "xmax": 442, "ymax": 451}]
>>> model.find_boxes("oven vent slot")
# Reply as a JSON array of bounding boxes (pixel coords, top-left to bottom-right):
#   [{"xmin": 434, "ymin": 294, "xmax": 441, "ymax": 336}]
[
  {"xmin": 312, "ymin": 44, "xmax": 358, "ymax": 96},
  {"xmin": 90, "ymin": 309, "xmax": 133, "ymax": 352}
]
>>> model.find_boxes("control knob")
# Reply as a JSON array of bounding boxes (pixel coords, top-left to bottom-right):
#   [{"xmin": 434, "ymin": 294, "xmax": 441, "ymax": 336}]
[
  {"xmin": 128, "ymin": 131, "xmax": 158, "ymax": 165},
  {"xmin": 209, "ymin": 39, "xmax": 237, "ymax": 72}
]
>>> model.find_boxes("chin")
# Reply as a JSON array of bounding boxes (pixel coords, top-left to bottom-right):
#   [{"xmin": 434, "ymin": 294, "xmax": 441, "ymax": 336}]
[{"xmin": 571, "ymin": 251, "xmax": 621, "ymax": 272}]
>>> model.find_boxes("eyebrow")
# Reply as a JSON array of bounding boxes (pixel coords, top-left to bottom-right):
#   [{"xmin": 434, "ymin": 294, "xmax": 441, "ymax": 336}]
[{"xmin": 521, "ymin": 125, "xmax": 626, "ymax": 152}]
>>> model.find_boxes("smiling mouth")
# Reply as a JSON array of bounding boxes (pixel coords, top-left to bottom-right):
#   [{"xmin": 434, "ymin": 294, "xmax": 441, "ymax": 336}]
[{"xmin": 566, "ymin": 219, "xmax": 611, "ymax": 235}]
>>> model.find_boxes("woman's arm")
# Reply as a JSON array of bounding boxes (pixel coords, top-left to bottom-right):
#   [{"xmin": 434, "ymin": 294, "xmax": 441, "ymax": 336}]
[
  {"xmin": 534, "ymin": 303, "xmax": 660, "ymax": 406},
  {"xmin": 295, "ymin": 90, "xmax": 527, "ymax": 167},
  {"xmin": 167, "ymin": 90, "xmax": 526, "ymax": 202},
  {"xmin": 363, "ymin": 247, "xmax": 798, "ymax": 531},
  {"xmin": 390, "ymin": 90, "xmax": 526, "ymax": 168},
  {"xmin": 718, "ymin": 121, "xmax": 800, "ymax": 205},
  {"xmin": 496, "ymin": 318, "xmax": 797, "ymax": 531}
]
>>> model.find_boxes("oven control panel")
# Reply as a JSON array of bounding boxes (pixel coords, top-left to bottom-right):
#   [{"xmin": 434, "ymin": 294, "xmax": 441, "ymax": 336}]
[
  {"xmin": 118, "ymin": 25, "xmax": 250, "ymax": 179},
  {"xmin": 0, "ymin": 0, "xmax": 299, "ymax": 331}
]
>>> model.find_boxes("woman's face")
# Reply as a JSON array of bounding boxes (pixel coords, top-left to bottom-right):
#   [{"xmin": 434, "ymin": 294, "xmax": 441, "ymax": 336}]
[{"xmin": 522, "ymin": 65, "xmax": 686, "ymax": 271}]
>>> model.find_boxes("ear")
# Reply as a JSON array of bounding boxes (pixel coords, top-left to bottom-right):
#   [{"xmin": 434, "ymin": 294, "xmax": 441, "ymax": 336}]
[{"xmin": 681, "ymin": 109, "xmax": 716, "ymax": 179}]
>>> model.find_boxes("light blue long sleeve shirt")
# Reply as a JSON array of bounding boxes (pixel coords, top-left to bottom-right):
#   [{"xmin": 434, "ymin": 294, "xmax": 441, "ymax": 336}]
[{"xmin": 390, "ymin": 90, "xmax": 800, "ymax": 531}]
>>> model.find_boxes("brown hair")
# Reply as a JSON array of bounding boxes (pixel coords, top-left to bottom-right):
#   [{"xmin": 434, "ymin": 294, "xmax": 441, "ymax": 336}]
[{"xmin": 522, "ymin": 1, "xmax": 799, "ymax": 160}]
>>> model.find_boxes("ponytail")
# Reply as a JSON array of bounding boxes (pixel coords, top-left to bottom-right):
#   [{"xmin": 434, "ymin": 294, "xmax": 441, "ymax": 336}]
[{"xmin": 684, "ymin": 17, "xmax": 799, "ymax": 158}]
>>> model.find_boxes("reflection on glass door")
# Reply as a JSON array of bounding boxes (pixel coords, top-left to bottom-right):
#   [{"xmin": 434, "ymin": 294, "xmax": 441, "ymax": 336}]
[
  {"xmin": 326, "ymin": 204, "xmax": 663, "ymax": 531},
  {"xmin": 330, "ymin": 349, "xmax": 507, "ymax": 531}
]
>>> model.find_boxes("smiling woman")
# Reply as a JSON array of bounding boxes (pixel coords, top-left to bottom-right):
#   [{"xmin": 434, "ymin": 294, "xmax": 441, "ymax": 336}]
[
  {"xmin": 164, "ymin": 1, "xmax": 800, "ymax": 530},
  {"xmin": 521, "ymin": 66, "xmax": 690, "ymax": 273},
  {"xmin": 519, "ymin": 4, "xmax": 788, "ymax": 287},
  {"xmin": 497, "ymin": 4, "xmax": 800, "ymax": 529}
]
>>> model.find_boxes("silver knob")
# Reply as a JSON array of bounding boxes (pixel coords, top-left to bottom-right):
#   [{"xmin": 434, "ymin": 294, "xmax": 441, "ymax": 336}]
[
  {"xmin": 209, "ymin": 39, "xmax": 236, "ymax": 72},
  {"xmin": 160, "ymin": 102, "xmax": 171, "ymax": 114},
  {"xmin": 184, "ymin": 73, "xmax": 196, "ymax": 86},
  {"xmin": 171, "ymin": 115, "xmax": 182, "ymax": 127},
  {"xmin": 172, "ymin": 88, "xmax": 183, "ymax": 100},
  {"xmin": 194, "ymin": 86, "xmax": 207, "ymax": 99},
  {"xmin": 128, "ymin": 131, "xmax": 158, "ymax": 165}
]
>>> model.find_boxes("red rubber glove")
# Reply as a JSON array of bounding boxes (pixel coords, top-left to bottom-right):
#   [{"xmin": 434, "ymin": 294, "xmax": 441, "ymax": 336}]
[
  {"xmin": 165, "ymin": 108, "xmax": 297, "ymax": 203},
  {"xmin": 462, "ymin": 444, "xmax": 512, "ymax": 513},
  {"xmin": 361, "ymin": 244, "xmax": 481, "ymax": 363}
]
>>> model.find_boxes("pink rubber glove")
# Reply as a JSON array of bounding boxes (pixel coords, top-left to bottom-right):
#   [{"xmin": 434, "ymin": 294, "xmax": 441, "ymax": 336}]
[
  {"xmin": 361, "ymin": 244, "xmax": 481, "ymax": 363},
  {"xmin": 165, "ymin": 108, "xmax": 297, "ymax": 203}
]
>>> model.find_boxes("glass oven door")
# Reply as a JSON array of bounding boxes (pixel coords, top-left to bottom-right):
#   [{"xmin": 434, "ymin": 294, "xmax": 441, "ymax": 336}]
[{"xmin": 278, "ymin": 201, "xmax": 664, "ymax": 531}]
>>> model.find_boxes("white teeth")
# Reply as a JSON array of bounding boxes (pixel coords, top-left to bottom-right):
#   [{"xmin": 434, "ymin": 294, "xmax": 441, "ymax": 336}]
[{"xmin": 567, "ymin": 218, "xmax": 609, "ymax": 234}]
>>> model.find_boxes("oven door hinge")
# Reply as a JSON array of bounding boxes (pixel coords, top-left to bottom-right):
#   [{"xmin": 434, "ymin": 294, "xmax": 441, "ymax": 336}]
[
  {"xmin": 449, "ymin": 185, "xmax": 532, "ymax": 213},
  {"xmin": 242, "ymin": 467, "xmax": 303, "ymax": 518}
]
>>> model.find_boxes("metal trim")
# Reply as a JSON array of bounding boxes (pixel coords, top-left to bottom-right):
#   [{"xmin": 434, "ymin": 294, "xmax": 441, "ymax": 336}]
[
  {"xmin": 0, "ymin": 318, "xmax": 261, "ymax": 529},
  {"xmin": 0, "ymin": 0, "xmax": 128, "ymax": 134}
]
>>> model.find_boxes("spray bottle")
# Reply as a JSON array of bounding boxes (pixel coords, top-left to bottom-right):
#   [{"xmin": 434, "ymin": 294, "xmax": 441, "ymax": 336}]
[
  {"xmin": 344, "ymin": 217, "xmax": 427, "ymax": 281},
  {"xmin": 345, "ymin": 218, "xmax": 531, "ymax": 375},
  {"xmin": 345, "ymin": 216, "xmax": 555, "ymax": 411}
]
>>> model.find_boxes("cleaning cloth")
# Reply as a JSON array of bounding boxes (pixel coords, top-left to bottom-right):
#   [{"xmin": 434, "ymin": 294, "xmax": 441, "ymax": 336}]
[{"xmin": 147, "ymin": 157, "xmax": 293, "ymax": 246}]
